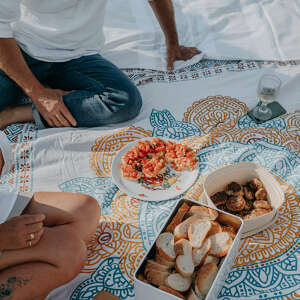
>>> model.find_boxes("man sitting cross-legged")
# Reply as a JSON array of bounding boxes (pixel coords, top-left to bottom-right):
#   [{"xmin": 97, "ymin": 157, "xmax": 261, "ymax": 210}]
[
  {"xmin": 0, "ymin": 0, "xmax": 200, "ymax": 130},
  {"xmin": 0, "ymin": 136, "xmax": 101, "ymax": 300}
]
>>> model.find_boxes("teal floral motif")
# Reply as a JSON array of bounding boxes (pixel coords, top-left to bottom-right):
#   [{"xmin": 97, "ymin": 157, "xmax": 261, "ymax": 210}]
[
  {"xmin": 58, "ymin": 177, "xmax": 118, "ymax": 215},
  {"xmin": 219, "ymin": 239, "xmax": 300, "ymax": 299},
  {"xmin": 70, "ymin": 257, "xmax": 134, "ymax": 300},
  {"xmin": 150, "ymin": 109, "xmax": 202, "ymax": 139},
  {"xmin": 238, "ymin": 114, "xmax": 287, "ymax": 130},
  {"xmin": 138, "ymin": 199, "xmax": 178, "ymax": 251}
]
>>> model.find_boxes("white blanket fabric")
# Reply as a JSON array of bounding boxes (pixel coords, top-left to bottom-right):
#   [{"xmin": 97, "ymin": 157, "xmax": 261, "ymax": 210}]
[{"xmin": 102, "ymin": 0, "xmax": 300, "ymax": 70}]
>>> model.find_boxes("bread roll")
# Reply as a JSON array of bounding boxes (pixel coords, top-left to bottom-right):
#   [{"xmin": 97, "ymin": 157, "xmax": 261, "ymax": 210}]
[
  {"xmin": 156, "ymin": 232, "xmax": 176, "ymax": 261},
  {"xmin": 188, "ymin": 220, "xmax": 211, "ymax": 248},
  {"xmin": 208, "ymin": 232, "xmax": 232, "ymax": 257},
  {"xmin": 195, "ymin": 262, "xmax": 218, "ymax": 297},
  {"xmin": 166, "ymin": 203, "xmax": 190, "ymax": 233}
]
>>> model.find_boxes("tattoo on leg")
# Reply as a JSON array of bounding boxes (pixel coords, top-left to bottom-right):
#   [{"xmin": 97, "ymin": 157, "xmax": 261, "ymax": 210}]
[{"xmin": 0, "ymin": 277, "xmax": 31, "ymax": 299}]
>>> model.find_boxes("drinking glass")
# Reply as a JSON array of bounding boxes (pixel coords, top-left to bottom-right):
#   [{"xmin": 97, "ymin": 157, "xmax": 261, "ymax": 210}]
[{"xmin": 253, "ymin": 74, "xmax": 281, "ymax": 121}]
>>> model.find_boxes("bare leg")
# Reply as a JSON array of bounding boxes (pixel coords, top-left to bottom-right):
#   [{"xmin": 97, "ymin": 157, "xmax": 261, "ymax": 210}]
[
  {"xmin": 0, "ymin": 226, "xmax": 87, "ymax": 300},
  {"xmin": 24, "ymin": 192, "xmax": 101, "ymax": 242},
  {"xmin": 0, "ymin": 192, "xmax": 101, "ymax": 299},
  {"xmin": 0, "ymin": 104, "xmax": 33, "ymax": 129}
]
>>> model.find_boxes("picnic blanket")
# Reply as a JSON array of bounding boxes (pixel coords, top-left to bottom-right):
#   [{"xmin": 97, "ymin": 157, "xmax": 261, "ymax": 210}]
[
  {"xmin": 102, "ymin": 0, "xmax": 300, "ymax": 69},
  {"xmin": 0, "ymin": 59, "xmax": 299, "ymax": 300}
]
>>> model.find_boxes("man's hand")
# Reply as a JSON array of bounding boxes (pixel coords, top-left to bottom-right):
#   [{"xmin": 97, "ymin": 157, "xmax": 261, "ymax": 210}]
[
  {"xmin": 30, "ymin": 88, "xmax": 77, "ymax": 128},
  {"xmin": 167, "ymin": 45, "xmax": 201, "ymax": 71},
  {"xmin": 0, "ymin": 214, "xmax": 45, "ymax": 250}
]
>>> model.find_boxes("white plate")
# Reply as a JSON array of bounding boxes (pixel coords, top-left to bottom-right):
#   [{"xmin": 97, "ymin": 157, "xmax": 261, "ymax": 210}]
[{"xmin": 111, "ymin": 138, "xmax": 199, "ymax": 201}]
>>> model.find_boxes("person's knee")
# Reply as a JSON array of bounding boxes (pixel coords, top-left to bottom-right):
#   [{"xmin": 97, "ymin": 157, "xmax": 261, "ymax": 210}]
[
  {"xmin": 110, "ymin": 83, "xmax": 142, "ymax": 123},
  {"xmin": 79, "ymin": 194, "xmax": 101, "ymax": 227},
  {"xmin": 52, "ymin": 229, "xmax": 87, "ymax": 281}
]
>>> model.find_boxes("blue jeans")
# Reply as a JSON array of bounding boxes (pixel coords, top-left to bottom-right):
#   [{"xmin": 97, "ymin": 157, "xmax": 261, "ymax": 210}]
[{"xmin": 0, "ymin": 51, "xmax": 142, "ymax": 128}]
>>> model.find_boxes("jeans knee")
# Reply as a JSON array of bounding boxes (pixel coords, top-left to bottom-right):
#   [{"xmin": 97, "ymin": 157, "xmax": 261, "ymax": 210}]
[{"xmin": 121, "ymin": 84, "xmax": 142, "ymax": 121}]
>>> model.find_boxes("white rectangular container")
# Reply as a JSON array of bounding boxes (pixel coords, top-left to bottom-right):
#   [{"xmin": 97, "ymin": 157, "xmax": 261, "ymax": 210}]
[{"xmin": 134, "ymin": 198, "xmax": 244, "ymax": 300}]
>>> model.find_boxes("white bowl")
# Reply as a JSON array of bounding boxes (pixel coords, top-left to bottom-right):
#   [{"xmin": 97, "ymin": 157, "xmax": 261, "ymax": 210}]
[{"xmin": 202, "ymin": 162, "xmax": 284, "ymax": 237}]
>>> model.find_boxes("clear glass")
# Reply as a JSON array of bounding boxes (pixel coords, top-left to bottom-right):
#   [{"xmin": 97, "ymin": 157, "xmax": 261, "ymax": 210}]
[{"xmin": 252, "ymin": 74, "xmax": 281, "ymax": 121}]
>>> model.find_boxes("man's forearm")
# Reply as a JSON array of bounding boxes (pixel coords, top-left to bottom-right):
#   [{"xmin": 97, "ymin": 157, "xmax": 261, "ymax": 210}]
[
  {"xmin": 149, "ymin": 0, "xmax": 179, "ymax": 46},
  {"xmin": 0, "ymin": 38, "xmax": 43, "ymax": 99}
]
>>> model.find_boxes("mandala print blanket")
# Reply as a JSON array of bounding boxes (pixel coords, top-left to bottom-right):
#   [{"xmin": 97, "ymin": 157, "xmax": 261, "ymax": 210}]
[{"xmin": 0, "ymin": 60, "xmax": 299, "ymax": 300}]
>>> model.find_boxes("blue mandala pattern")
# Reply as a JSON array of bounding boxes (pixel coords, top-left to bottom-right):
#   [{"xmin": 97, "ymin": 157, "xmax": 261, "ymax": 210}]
[
  {"xmin": 150, "ymin": 109, "xmax": 202, "ymax": 139},
  {"xmin": 219, "ymin": 238, "xmax": 300, "ymax": 299},
  {"xmin": 58, "ymin": 177, "xmax": 118, "ymax": 215},
  {"xmin": 238, "ymin": 114, "xmax": 287, "ymax": 130},
  {"xmin": 70, "ymin": 257, "xmax": 134, "ymax": 300},
  {"xmin": 138, "ymin": 199, "xmax": 178, "ymax": 251}
]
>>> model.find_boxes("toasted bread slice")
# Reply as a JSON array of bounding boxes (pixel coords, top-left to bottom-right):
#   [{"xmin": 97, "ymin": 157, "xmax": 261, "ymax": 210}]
[
  {"xmin": 144, "ymin": 259, "xmax": 170, "ymax": 275},
  {"xmin": 156, "ymin": 232, "xmax": 176, "ymax": 261},
  {"xmin": 174, "ymin": 239, "xmax": 194, "ymax": 277},
  {"xmin": 146, "ymin": 269, "xmax": 169, "ymax": 287},
  {"xmin": 166, "ymin": 203, "xmax": 190, "ymax": 233},
  {"xmin": 176, "ymin": 253, "xmax": 194, "ymax": 277},
  {"xmin": 174, "ymin": 216, "xmax": 199, "ymax": 241},
  {"xmin": 195, "ymin": 262, "xmax": 218, "ymax": 297},
  {"xmin": 208, "ymin": 232, "xmax": 232, "ymax": 257},
  {"xmin": 166, "ymin": 273, "xmax": 192, "ymax": 292},
  {"xmin": 187, "ymin": 206, "xmax": 218, "ymax": 220},
  {"xmin": 192, "ymin": 238, "xmax": 211, "ymax": 267},
  {"xmin": 188, "ymin": 220, "xmax": 211, "ymax": 248},
  {"xmin": 217, "ymin": 212, "xmax": 241, "ymax": 230},
  {"xmin": 174, "ymin": 238, "xmax": 192, "ymax": 256},
  {"xmin": 155, "ymin": 252, "xmax": 175, "ymax": 268},
  {"xmin": 203, "ymin": 255, "xmax": 219, "ymax": 265},
  {"xmin": 187, "ymin": 288, "xmax": 204, "ymax": 300},
  {"xmin": 222, "ymin": 225, "xmax": 237, "ymax": 240},
  {"xmin": 207, "ymin": 221, "xmax": 222, "ymax": 236},
  {"xmin": 159, "ymin": 286, "xmax": 185, "ymax": 299},
  {"xmin": 136, "ymin": 273, "xmax": 148, "ymax": 283}
]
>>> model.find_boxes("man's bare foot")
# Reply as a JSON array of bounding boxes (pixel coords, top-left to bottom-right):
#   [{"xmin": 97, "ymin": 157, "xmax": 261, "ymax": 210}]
[
  {"xmin": 0, "ymin": 148, "xmax": 4, "ymax": 176},
  {"xmin": 0, "ymin": 105, "xmax": 34, "ymax": 129}
]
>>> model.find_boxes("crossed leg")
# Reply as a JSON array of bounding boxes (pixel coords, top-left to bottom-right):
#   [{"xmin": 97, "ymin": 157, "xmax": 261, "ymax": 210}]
[{"xmin": 0, "ymin": 192, "xmax": 101, "ymax": 300}]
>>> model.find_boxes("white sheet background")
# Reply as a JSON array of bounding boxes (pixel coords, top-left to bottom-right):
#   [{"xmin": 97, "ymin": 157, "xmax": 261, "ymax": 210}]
[{"xmin": 102, "ymin": 0, "xmax": 300, "ymax": 70}]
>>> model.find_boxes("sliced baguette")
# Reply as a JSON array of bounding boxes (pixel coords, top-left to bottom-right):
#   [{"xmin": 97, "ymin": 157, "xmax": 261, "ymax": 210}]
[
  {"xmin": 195, "ymin": 262, "xmax": 218, "ymax": 297},
  {"xmin": 222, "ymin": 225, "xmax": 237, "ymax": 240},
  {"xmin": 166, "ymin": 203, "xmax": 190, "ymax": 233},
  {"xmin": 208, "ymin": 232, "xmax": 232, "ymax": 257},
  {"xmin": 207, "ymin": 221, "xmax": 222, "ymax": 236},
  {"xmin": 174, "ymin": 238, "xmax": 192, "ymax": 256},
  {"xmin": 174, "ymin": 239, "xmax": 194, "ymax": 277},
  {"xmin": 217, "ymin": 212, "xmax": 241, "ymax": 230},
  {"xmin": 144, "ymin": 259, "xmax": 170, "ymax": 275},
  {"xmin": 176, "ymin": 253, "xmax": 194, "ymax": 277},
  {"xmin": 137, "ymin": 273, "xmax": 148, "ymax": 283},
  {"xmin": 155, "ymin": 252, "xmax": 175, "ymax": 268},
  {"xmin": 174, "ymin": 216, "xmax": 199, "ymax": 241},
  {"xmin": 203, "ymin": 255, "xmax": 219, "ymax": 265},
  {"xmin": 192, "ymin": 238, "xmax": 212, "ymax": 267},
  {"xmin": 187, "ymin": 288, "xmax": 204, "ymax": 300},
  {"xmin": 187, "ymin": 206, "xmax": 218, "ymax": 220},
  {"xmin": 188, "ymin": 220, "xmax": 211, "ymax": 248},
  {"xmin": 156, "ymin": 232, "xmax": 176, "ymax": 261},
  {"xmin": 166, "ymin": 273, "xmax": 192, "ymax": 292},
  {"xmin": 159, "ymin": 286, "xmax": 185, "ymax": 299},
  {"xmin": 146, "ymin": 269, "xmax": 169, "ymax": 287}
]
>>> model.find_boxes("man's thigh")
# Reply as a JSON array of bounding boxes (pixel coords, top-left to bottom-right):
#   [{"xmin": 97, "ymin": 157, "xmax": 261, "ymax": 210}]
[{"xmin": 48, "ymin": 54, "xmax": 136, "ymax": 94}]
